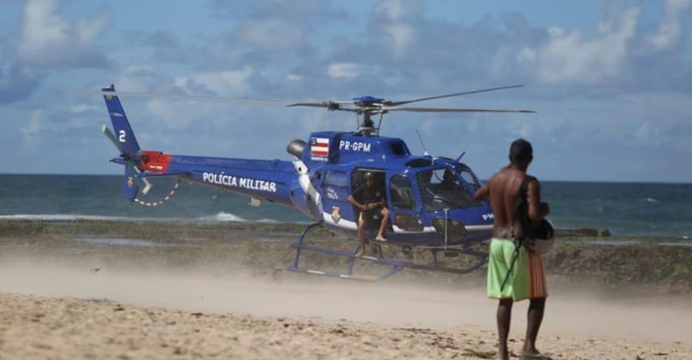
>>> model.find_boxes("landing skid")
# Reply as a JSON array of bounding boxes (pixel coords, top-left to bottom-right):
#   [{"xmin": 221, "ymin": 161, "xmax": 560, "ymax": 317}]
[
  {"xmin": 370, "ymin": 243, "xmax": 488, "ymax": 275},
  {"xmin": 287, "ymin": 221, "xmax": 488, "ymax": 281},
  {"xmin": 402, "ymin": 246, "xmax": 486, "ymax": 274},
  {"xmin": 288, "ymin": 221, "xmax": 404, "ymax": 281}
]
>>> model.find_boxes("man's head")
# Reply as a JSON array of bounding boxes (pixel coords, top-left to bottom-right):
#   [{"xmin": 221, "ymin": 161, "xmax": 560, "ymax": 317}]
[
  {"xmin": 364, "ymin": 172, "xmax": 374, "ymax": 184},
  {"xmin": 509, "ymin": 138, "xmax": 533, "ymax": 165}
]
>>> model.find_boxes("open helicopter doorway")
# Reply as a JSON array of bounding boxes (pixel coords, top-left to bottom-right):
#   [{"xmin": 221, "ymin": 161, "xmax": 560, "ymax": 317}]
[
  {"xmin": 350, "ymin": 169, "xmax": 389, "ymax": 231},
  {"xmin": 351, "ymin": 169, "xmax": 386, "ymax": 190},
  {"xmin": 350, "ymin": 170, "xmax": 429, "ymax": 238}
]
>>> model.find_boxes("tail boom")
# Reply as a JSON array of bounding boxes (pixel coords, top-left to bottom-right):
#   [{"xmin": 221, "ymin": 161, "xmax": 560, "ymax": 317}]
[{"xmin": 100, "ymin": 84, "xmax": 302, "ymax": 210}]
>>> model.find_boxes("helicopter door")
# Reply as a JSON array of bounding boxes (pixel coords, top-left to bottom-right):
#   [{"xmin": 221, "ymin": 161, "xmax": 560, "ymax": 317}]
[
  {"xmin": 388, "ymin": 174, "xmax": 424, "ymax": 232},
  {"xmin": 321, "ymin": 169, "xmax": 352, "ymax": 226}
]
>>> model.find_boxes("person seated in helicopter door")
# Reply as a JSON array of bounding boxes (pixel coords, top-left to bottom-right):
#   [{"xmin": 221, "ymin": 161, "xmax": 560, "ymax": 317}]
[{"xmin": 348, "ymin": 172, "xmax": 390, "ymax": 256}]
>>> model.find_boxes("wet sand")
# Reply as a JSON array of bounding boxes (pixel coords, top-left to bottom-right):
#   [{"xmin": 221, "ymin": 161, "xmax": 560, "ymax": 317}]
[{"xmin": 1, "ymin": 220, "xmax": 691, "ymax": 359}]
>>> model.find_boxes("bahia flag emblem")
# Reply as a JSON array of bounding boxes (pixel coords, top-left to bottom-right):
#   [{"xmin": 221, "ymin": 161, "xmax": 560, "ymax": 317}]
[{"xmin": 310, "ymin": 137, "xmax": 330, "ymax": 159}]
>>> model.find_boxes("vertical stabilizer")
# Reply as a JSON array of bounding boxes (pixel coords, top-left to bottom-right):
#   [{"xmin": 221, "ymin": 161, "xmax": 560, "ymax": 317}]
[{"xmin": 102, "ymin": 84, "xmax": 141, "ymax": 156}]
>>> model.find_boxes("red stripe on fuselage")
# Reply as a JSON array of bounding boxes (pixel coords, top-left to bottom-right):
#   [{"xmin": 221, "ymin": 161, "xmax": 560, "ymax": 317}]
[{"xmin": 139, "ymin": 151, "xmax": 172, "ymax": 173}]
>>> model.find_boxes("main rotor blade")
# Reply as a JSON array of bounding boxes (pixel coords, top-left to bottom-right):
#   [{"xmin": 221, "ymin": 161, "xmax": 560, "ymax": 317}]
[
  {"xmin": 389, "ymin": 107, "xmax": 535, "ymax": 113},
  {"xmin": 288, "ymin": 102, "xmax": 361, "ymax": 113},
  {"xmin": 287, "ymin": 101, "xmax": 354, "ymax": 107},
  {"xmin": 389, "ymin": 85, "xmax": 524, "ymax": 106},
  {"xmin": 71, "ymin": 89, "xmax": 285, "ymax": 106},
  {"xmin": 287, "ymin": 102, "xmax": 328, "ymax": 108}
]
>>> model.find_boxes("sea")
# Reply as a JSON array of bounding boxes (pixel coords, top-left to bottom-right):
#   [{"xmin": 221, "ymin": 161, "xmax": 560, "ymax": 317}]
[{"xmin": 0, "ymin": 174, "xmax": 690, "ymax": 240}]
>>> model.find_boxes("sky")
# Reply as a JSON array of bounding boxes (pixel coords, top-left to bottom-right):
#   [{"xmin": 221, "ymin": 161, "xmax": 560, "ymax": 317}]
[{"xmin": 0, "ymin": 0, "xmax": 691, "ymax": 183}]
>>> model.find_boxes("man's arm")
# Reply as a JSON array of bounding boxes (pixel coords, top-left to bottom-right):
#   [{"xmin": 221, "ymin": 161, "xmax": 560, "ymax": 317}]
[
  {"xmin": 348, "ymin": 194, "xmax": 381, "ymax": 211},
  {"xmin": 348, "ymin": 194, "xmax": 366, "ymax": 212},
  {"xmin": 474, "ymin": 181, "xmax": 490, "ymax": 201}
]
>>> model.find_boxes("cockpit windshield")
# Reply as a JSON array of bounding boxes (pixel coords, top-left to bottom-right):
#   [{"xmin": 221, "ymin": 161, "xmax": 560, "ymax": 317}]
[{"xmin": 416, "ymin": 166, "xmax": 482, "ymax": 211}]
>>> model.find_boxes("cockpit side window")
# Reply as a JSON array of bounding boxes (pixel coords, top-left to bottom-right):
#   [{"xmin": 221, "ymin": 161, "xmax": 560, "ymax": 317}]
[
  {"xmin": 389, "ymin": 175, "xmax": 415, "ymax": 210},
  {"xmin": 458, "ymin": 166, "xmax": 482, "ymax": 191},
  {"xmin": 417, "ymin": 168, "xmax": 481, "ymax": 211}
]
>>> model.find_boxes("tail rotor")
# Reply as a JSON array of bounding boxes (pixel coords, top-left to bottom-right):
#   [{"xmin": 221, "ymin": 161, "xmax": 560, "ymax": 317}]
[{"xmin": 101, "ymin": 125, "xmax": 153, "ymax": 197}]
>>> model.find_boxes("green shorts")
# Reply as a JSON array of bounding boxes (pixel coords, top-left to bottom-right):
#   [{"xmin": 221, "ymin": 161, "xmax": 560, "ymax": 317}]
[{"xmin": 487, "ymin": 238, "xmax": 547, "ymax": 301}]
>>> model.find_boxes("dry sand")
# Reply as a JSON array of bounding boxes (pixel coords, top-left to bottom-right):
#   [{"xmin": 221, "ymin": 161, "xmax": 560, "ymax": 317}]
[{"xmin": 1, "ymin": 256, "xmax": 691, "ymax": 360}]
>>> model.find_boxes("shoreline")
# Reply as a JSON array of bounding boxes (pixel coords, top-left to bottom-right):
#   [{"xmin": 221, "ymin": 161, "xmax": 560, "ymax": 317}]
[
  {"xmin": 1, "ymin": 216, "xmax": 689, "ymax": 241},
  {"xmin": 1, "ymin": 218, "xmax": 691, "ymax": 293}
]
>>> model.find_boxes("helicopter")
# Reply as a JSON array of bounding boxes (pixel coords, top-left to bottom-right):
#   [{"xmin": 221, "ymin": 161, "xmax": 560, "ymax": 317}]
[{"xmin": 98, "ymin": 84, "xmax": 534, "ymax": 281}]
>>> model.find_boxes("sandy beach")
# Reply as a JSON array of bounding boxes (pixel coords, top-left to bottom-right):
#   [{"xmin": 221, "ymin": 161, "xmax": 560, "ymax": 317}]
[{"xmin": 1, "ymin": 220, "xmax": 691, "ymax": 359}]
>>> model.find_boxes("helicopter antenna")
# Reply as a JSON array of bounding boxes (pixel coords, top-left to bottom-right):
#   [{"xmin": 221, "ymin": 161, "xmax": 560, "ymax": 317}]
[{"xmin": 415, "ymin": 129, "xmax": 429, "ymax": 156}]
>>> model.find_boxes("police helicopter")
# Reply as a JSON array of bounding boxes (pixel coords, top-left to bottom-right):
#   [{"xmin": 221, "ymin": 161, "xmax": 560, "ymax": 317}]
[{"xmin": 98, "ymin": 84, "xmax": 533, "ymax": 281}]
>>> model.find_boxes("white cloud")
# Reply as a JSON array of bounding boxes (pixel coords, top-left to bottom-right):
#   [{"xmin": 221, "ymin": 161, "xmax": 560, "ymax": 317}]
[
  {"xmin": 375, "ymin": 0, "xmax": 424, "ymax": 20},
  {"xmin": 146, "ymin": 100, "xmax": 195, "ymax": 129},
  {"xmin": 174, "ymin": 68, "xmax": 253, "ymax": 96},
  {"xmin": 15, "ymin": 0, "xmax": 109, "ymax": 67},
  {"xmin": 383, "ymin": 23, "xmax": 415, "ymax": 58},
  {"xmin": 517, "ymin": 7, "xmax": 640, "ymax": 85},
  {"xmin": 20, "ymin": 110, "xmax": 47, "ymax": 138},
  {"xmin": 70, "ymin": 103, "xmax": 97, "ymax": 113},
  {"xmin": 17, "ymin": 0, "xmax": 68, "ymax": 60},
  {"xmin": 105, "ymin": 65, "xmax": 161, "ymax": 94},
  {"xmin": 646, "ymin": 0, "xmax": 692, "ymax": 51},
  {"xmin": 237, "ymin": 18, "xmax": 304, "ymax": 51},
  {"xmin": 634, "ymin": 120, "xmax": 663, "ymax": 143},
  {"xmin": 373, "ymin": 0, "xmax": 420, "ymax": 58},
  {"xmin": 327, "ymin": 63, "xmax": 361, "ymax": 79},
  {"xmin": 75, "ymin": 9, "xmax": 110, "ymax": 45}
]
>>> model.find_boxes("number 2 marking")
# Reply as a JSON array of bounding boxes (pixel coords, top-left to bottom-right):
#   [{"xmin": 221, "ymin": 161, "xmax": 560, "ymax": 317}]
[{"xmin": 118, "ymin": 130, "xmax": 126, "ymax": 143}]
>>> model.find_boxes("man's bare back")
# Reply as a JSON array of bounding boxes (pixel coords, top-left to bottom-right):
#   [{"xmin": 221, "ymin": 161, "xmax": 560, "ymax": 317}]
[{"xmin": 474, "ymin": 167, "xmax": 549, "ymax": 240}]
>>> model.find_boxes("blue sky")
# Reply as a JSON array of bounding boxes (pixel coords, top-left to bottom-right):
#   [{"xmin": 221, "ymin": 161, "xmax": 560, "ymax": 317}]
[{"xmin": 1, "ymin": 0, "xmax": 691, "ymax": 183}]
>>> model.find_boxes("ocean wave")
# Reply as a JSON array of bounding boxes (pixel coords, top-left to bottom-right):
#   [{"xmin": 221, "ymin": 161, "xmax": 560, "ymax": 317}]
[
  {"xmin": 199, "ymin": 212, "xmax": 281, "ymax": 224},
  {"xmin": 199, "ymin": 212, "xmax": 247, "ymax": 222},
  {"xmin": 0, "ymin": 213, "xmax": 265, "ymax": 224}
]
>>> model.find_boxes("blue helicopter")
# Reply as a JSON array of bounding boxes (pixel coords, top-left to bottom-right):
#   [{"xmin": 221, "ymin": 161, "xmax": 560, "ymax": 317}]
[{"xmin": 100, "ymin": 84, "xmax": 533, "ymax": 281}]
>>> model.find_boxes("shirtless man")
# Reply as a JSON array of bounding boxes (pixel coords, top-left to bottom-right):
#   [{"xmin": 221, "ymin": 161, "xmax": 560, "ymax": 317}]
[{"xmin": 473, "ymin": 139, "xmax": 550, "ymax": 360}]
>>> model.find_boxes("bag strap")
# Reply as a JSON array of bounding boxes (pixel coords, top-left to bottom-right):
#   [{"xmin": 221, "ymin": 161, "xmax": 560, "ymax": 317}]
[
  {"xmin": 511, "ymin": 175, "xmax": 536, "ymax": 242},
  {"xmin": 503, "ymin": 175, "xmax": 537, "ymax": 292}
]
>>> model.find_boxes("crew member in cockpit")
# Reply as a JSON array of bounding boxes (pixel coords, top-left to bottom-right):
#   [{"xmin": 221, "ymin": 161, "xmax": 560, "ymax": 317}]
[
  {"xmin": 348, "ymin": 172, "xmax": 389, "ymax": 256},
  {"xmin": 442, "ymin": 169, "xmax": 461, "ymax": 190}
]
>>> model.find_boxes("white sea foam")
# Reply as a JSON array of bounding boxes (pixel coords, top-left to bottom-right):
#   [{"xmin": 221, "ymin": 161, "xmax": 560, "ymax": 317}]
[
  {"xmin": 203, "ymin": 212, "xmax": 247, "ymax": 222},
  {"xmin": 0, "ymin": 214, "xmax": 127, "ymax": 221},
  {"xmin": 199, "ymin": 212, "xmax": 282, "ymax": 224},
  {"xmin": 75, "ymin": 237, "xmax": 161, "ymax": 247},
  {"xmin": 0, "ymin": 213, "xmax": 299, "ymax": 226}
]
